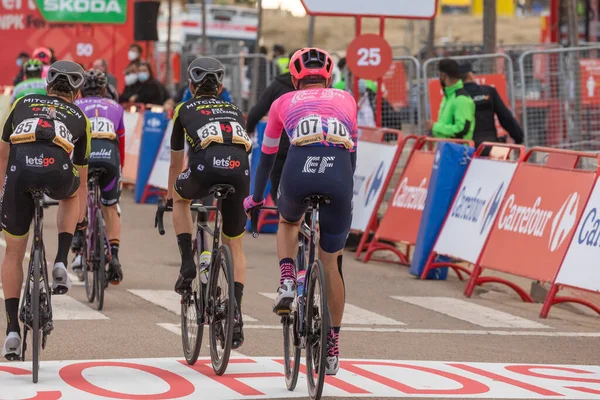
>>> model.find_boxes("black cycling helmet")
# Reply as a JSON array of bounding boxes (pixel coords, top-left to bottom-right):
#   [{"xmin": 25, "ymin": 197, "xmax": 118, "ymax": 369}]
[
  {"xmin": 83, "ymin": 69, "xmax": 108, "ymax": 95},
  {"xmin": 187, "ymin": 57, "xmax": 225, "ymax": 86},
  {"xmin": 47, "ymin": 60, "xmax": 86, "ymax": 92}
]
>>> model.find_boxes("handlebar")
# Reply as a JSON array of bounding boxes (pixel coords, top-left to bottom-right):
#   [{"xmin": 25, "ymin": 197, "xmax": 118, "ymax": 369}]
[
  {"xmin": 249, "ymin": 206, "xmax": 278, "ymax": 238},
  {"xmin": 43, "ymin": 200, "xmax": 59, "ymax": 208},
  {"xmin": 155, "ymin": 199, "xmax": 168, "ymax": 235}
]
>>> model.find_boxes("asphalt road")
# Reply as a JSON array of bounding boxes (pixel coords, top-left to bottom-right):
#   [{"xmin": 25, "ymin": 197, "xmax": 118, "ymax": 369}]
[{"xmin": 0, "ymin": 191, "xmax": 599, "ymax": 400}]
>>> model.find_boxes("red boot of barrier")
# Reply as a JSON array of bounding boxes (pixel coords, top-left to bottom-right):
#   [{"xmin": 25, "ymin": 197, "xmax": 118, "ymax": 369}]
[{"xmin": 463, "ymin": 148, "xmax": 599, "ymax": 312}]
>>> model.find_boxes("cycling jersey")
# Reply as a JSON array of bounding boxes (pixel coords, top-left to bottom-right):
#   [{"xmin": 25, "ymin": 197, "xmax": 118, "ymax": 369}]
[
  {"xmin": 2, "ymin": 94, "xmax": 91, "ymax": 167},
  {"xmin": 11, "ymin": 78, "xmax": 46, "ymax": 103},
  {"xmin": 171, "ymin": 96, "xmax": 251, "ymax": 153},
  {"xmin": 75, "ymin": 97, "xmax": 126, "ymax": 167}
]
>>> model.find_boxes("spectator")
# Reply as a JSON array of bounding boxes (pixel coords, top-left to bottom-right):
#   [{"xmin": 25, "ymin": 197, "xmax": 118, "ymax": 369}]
[
  {"xmin": 119, "ymin": 62, "xmax": 142, "ymax": 103},
  {"xmin": 128, "ymin": 43, "xmax": 143, "ymax": 64},
  {"xmin": 48, "ymin": 47, "xmax": 57, "ymax": 64},
  {"xmin": 131, "ymin": 62, "xmax": 168, "ymax": 105},
  {"xmin": 13, "ymin": 52, "xmax": 29, "ymax": 86},
  {"xmin": 359, "ymin": 79, "xmax": 402, "ymax": 132},
  {"xmin": 32, "ymin": 47, "xmax": 52, "ymax": 79},
  {"xmin": 333, "ymin": 57, "xmax": 377, "ymax": 92},
  {"xmin": 459, "ymin": 63, "xmax": 523, "ymax": 149},
  {"xmin": 272, "ymin": 44, "xmax": 289, "ymax": 75},
  {"xmin": 93, "ymin": 58, "xmax": 119, "ymax": 101},
  {"xmin": 11, "ymin": 59, "xmax": 46, "ymax": 103},
  {"xmin": 245, "ymin": 46, "xmax": 270, "ymax": 99},
  {"xmin": 425, "ymin": 59, "xmax": 475, "ymax": 140}
]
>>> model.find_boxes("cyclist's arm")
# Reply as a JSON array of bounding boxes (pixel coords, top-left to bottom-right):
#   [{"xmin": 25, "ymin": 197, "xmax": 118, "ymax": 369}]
[
  {"xmin": 168, "ymin": 105, "xmax": 186, "ymax": 200},
  {"xmin": 73, "ymin": 117, "xmax": 92, "ymax": 223},
  {"xmin": 252, "ymin": 99, "xmax": 284, "ymax": 202},
  {"xmin": 117, "ymin": 108, "xmax": 126, "ymax": 168},
  {"xmin": 350, "ymin": 99, "xmax": 359, "ymax": 174},
  {"xmin": 0, "ymin": 102, "xmax": 17, "ymax": 201}
]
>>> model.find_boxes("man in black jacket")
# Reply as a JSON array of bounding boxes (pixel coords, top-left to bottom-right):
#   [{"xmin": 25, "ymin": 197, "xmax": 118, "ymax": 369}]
[
  {"xmin": 246, "ymin": 56, "xmax": 297, "ymax": 204},
  {"xmin": 460, "ymin": 63, "xmax": 524, "ymax": 149}
]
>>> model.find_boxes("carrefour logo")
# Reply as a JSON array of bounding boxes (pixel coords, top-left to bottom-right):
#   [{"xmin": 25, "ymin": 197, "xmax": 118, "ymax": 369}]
[
  {"xmin": 480, "ymin": 183, "xmax": 504, "ymax": 234},
  {"xmin": 147, "ymin": 118, "xmax": 161, "ymax": 128},
  {"xmin": 363, "ymin": 162, "xmax": 385, "ymax": 207},
  {"xmin": 578, "ymin": 206, "xmax": 600, "ymax": 248},
  {"xmin": 548, "ymin": 192, "xmax": 579, "ymax": 252},
  {"xmin": 449, "ymin": 183, "xmax": 505, "ymax": 236}
]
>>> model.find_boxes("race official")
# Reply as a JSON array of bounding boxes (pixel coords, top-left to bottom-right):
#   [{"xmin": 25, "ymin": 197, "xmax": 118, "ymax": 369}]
[{"xmin": 460, "ymin": 63, "xmax": 523, "ymax": 148}]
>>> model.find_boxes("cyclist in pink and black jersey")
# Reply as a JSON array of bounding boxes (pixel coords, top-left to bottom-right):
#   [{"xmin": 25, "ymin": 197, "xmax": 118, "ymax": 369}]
[{"xmin": 244, "ymin": 48, "xmax": 357, "ymax": 376}]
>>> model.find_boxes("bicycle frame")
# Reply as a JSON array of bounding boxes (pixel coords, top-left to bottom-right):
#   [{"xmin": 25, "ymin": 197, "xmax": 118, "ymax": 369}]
[{"xmin": 86, "ymin": 172, "xmax": 111, "ymax": 263}]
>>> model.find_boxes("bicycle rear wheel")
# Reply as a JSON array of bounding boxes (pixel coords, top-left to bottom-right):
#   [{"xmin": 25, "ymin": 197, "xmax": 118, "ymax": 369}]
[
  {"xmin": 208, "ymin": 244, "xmax": 235, "ymax": 376},
  {"xmin": 181, "ymin": 236, "xmax": 204, "ymax": 365},
  {"xmin": 83, "ymin": 231, "xmax": 95, "ymax": 303},
  {"xmin": 31, "ymin": 249, "xmax": 41, "ymax": 384},
  {"xmin": 283, "ymin": 312, "xmax": 301, "ymax": 390},
  {"xmin": 305, "ymin": 260, "xmax": 329, "ymax": 400},
  {"xmin": 94, "ymin": 211, "xmax": 106, "ymax": 311}
]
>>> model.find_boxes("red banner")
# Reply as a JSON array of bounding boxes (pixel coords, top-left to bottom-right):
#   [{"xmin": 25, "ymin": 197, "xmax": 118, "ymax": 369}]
[
  {"xmin": 580, "ymin": 59, "xmax": 600, "ymax": 105},
  {"xmin": 480, "ymin": 163, "xmax": 595, "ymax": 282}
]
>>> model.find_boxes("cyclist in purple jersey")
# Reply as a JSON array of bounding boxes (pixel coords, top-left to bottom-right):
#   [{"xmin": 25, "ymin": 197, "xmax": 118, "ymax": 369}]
[{"xmin": 72, "ymin": 70, "xmax": 125, "ymax": 284}]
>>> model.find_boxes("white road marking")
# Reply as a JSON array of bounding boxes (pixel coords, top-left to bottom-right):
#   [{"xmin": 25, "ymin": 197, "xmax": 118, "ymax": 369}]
[
  {"xmin": 392, "ymin": 296, "xmax": 551, "ymax": 329},
  {"xmin": 259, "ymin": 292, "xmax": 405, "ymax": 325},
  {"xmin": 128, "ymin": 289, "xmax": 258, "ymax": 322},
  {"xmin": 157, "ymin": 323, "xmax": 245, "ymax": 357},
  {"xmin": 241, "ymin": 324, "xmax": 600, "ymax": 336},
  {"xmin": 0, "ymin": 290, "xmax": 108, "ymax": 320}
]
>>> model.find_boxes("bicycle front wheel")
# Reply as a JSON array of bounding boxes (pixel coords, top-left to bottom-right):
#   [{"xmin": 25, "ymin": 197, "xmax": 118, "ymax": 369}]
[
  {"xmin": 83, "ymin": 231, "xmax": 95, "ymax": 303},
  {"xmin": 31, "ymin": 249, "xmax": 41, "ymax": 384},
  {"xmin": 94, "ymin": 211, "xmax": 106, "ymax": 311},
  {"xmin": 208, "ymin": 244, "xmax": 235, "ymax": 376},
  {"xmin": 181, "ymin": 235, "xmax": 204, "ymax": 365},
  {"xmin": 283, "ymin": 312, "xmax": 301, "ymax": 391},
  {"xmin": 305, "ymin": 260, "xmax": 329, "ymax": 400}
]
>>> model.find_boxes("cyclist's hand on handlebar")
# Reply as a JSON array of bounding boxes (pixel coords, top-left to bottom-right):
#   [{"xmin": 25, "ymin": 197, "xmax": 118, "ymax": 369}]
[
  {"xmin": 165, "ymin": 198, "xmax": 173, "ymax": 211},
  {"xmin": 76, "ymin": 217, "xmax": 88, "ymax": 231},
  {"xmin": 243, "ymin": 196, "xmax": 264, "ymax": 218}
]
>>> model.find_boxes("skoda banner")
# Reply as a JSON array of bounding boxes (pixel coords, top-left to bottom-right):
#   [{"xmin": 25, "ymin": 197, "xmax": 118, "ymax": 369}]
[{"xmin": 35, "ymin": 0, "xmax": 128, "ymax": 24}]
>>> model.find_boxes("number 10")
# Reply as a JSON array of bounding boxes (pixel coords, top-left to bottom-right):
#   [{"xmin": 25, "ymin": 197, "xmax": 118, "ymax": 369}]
[{"xmin": 357, "ymin": 48, "xmax": 381, "ymax": 66}]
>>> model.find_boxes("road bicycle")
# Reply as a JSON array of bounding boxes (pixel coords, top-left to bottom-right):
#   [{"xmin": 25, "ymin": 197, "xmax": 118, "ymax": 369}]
[
  {"xmin": 155, "ymin": 184, "xmax": 236, "ymax": 375},
  {"xmin": 19, "ymin": 189, "xmax": 58, "ymax": 383},
  {"xmin": 250, "ymin": 195, "xmax": 331, "ymax": 400},
  {"xmin": 79, "ymin": 168, "xmax": 112, "ymax": 311}
]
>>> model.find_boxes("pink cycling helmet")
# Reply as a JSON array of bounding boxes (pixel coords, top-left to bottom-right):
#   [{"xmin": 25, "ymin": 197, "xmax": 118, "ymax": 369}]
[
  {"xmin": 32, "ymin": 47, "xmax": 52, "ymax": 65},
  {"xmin": 289, "ymin": 48, "xmax": 334, "ymax": 88}
]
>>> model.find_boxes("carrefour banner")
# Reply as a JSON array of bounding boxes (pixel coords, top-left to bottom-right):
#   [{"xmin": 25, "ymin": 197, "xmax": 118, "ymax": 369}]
[
  {"xmin": 556, "ymin": 177, "xmax": 600, "ymax": 293},
  {"xmin": 35, "ymin": 0, "xmax": 127, "ymax": 24},
  {"xmin": 433, "ymin": 158, "xmax": 518, "ymax": 264},
  {"xmin": 351, "ymin": 141, "xmax": 398, "ymax": 231}
]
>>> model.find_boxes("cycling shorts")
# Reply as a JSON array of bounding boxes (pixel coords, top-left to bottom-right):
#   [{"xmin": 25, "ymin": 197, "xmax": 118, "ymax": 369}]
[
  {"xmin": 174, "ymin": 144, "xmax": 250, "ymax": 238},
  {"xmin": 1, "ymin": 143, "xmax": 79, "ymax": 237},
  {"xmin": 278, "ymin": 146, "xmax": 353, "ymax": 253},
  {"xmin": 89, "ymin": 139, "xmax": 121, "ymax": 206}
]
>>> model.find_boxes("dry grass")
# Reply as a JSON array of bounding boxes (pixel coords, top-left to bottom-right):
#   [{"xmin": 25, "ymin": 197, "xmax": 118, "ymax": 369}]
[{"xmin": 262, "ymin": 10, "xmax": 542, "ymax": 55}]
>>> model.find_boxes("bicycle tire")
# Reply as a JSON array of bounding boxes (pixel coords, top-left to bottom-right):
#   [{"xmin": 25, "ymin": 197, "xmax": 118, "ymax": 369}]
[
  {"xmin": 208, "ymin": 244, "xmax": 235, "ymax": 376},
  {"xmin": 181, "ymin": 236, "xmax": 204, "ymax": 365},
  {"xmin": 94, "ymin": 211, "xmax": 106, "ymax": 311},
  {"xmin": 31, "ymin": 249, "xmax": 41, "ymax": 384},
  {"xmin": 305, "ymin": 260, "xmax": 329, "ymax": 400},
  {"xmin": 282, "ymin": 313, "xmax": 301, "ymax": 390},
  {"xmin": 83, "ymin": 230, "xmax": 95, "ymax": 303}
]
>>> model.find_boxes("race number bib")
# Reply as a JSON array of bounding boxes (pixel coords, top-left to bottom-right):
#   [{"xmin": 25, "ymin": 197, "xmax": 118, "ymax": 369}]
[
  {"xmin": 326, "ymin": 118, "xmax": 354, "ymax": 149},
  {"xmin": 53, "ymin": 121, "xmax": 75, "ymax": 152},
  {"xmin": 230, "ymin": 121, "xmax": 251, "ymax": 151},
  {"xmin": 197, "ymin": 122, "xmax": 224, "ymax": 149},
  {"xmin": 292, "ymin": 115, "xmax": 324, "ymax": 146},
  {"xmin": 10, "ymin": 118, "xmax": 39, "ymax": 145},
  {"xmin": 90, "ymin": 117, "xmax": 117, "ymax": 140}
]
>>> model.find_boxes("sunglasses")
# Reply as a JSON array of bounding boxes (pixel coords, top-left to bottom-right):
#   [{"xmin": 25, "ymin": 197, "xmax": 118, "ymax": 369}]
[
  {"xmin": 189, "ymin": 67, "xmax": 224, "ymax": 85},
  {"xmin": 47, "ymin": 70, "xmax": 85, "ymax": 90}
]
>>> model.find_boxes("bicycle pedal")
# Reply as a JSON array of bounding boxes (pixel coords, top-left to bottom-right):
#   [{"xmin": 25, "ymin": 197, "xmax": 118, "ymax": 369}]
[{"xmin": 274, "ymin": 309, "xmax": 291, "ymax": 316}]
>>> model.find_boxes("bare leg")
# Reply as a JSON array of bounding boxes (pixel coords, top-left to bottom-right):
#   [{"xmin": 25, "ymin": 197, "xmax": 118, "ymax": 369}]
[
  {"xmin": 276, "ymin": 216, "xmax": 301, "ymax": 262},
  {"xmin": 173, "ymin": 197, "xmax": 193, "ymax": 235},
  {"xmin": 1, "ymin": 235, "xmax": 29, "ymax": 300},
  {"xmin": 223, "ymin": 236, "xmax": 245, "ymax": 285},
  {"xmin": 101, "ymin": 205, "xmax": 120, "ymax": 242},
  {"xmin": 319, "ymin": 247, "xmax": 345, "ymax": 327}
]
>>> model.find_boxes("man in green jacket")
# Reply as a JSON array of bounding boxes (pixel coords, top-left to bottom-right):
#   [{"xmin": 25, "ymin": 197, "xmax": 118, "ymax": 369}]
[
  {"xmin": 426, "ymin": 59, "xmax": 475, "ymax": 140},
  {"xmin": 11, "ymin": 59, "xmax": 46, "ymax": 103}
]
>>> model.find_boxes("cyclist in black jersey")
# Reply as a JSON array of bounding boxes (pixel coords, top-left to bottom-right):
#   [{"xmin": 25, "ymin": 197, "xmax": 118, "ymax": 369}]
[
  {"xmin": 1, "ymin": 61, "xmax": 91, "ymax": 360},
  {"xmin": 166, "ymin": 57, "xmax": 251, "ymax": 350}
]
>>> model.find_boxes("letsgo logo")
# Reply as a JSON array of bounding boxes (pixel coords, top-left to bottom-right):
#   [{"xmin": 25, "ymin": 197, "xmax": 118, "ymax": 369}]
[
  {"xmin": 548, "ymin": 192, "xmax": 579, "ymax": 252},
  {"xmin": 213, "ymin": 156, "xmax": 241, "ymax": 170},
  {"xmin": 26, "ymin": 154, "xmax": 55, "ymax": 168},
  {"xmin": 392, "ymin": 177, "xmax": 428, "ymax": 210}
]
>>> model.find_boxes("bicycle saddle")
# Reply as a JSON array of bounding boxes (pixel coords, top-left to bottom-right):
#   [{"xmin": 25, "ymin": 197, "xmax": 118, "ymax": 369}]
[
  {"xmin": 209, "ymin": 184, "xmax": 235, "ymax": 199},
  {"xmin": 89, "ymin": 167, "xmax": 108, "ymax": 177},
  {"xmin": 304, "ymin": 194, "xmax": 331, "ymax": 205}
]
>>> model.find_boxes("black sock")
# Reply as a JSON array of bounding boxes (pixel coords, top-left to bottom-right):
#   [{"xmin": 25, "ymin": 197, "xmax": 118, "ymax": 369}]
[
  {"xmin": 5, "ymin": 298, "xmax": 20, "ymax": 336},
  {"xmin": 234, "ymin": 282, "xmax": 244, "ymax": 311},
  {"xmin": 176, "ymin": 233, "xmax": 193, "ymax": 264},
  {"xmin": 55, "ymin": 232, "xmax": 73, "ymax": 265},
  {"xmin": 110, "ymin": 239, "xmax": 120, "ymax": 259}
]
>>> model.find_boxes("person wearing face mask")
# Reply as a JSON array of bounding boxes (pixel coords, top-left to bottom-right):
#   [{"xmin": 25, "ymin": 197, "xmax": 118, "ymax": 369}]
[
  {"xmin": 131, "ymin": 62, "xmax": 169, "ymax": 106},
  {"xmin": 13, "ymin": 52, "xmax": 30, "ymax": 86},
  {"xmin": 425, "ymin": 58, "xmax": 475, "ymax": 140},
  {"xmin": 127, "ymin": 44, "xmax": 143, "ymax": 64},
  {"xmin": 119, "ymin": 62, "xmax": 142, "ymax": 104}
]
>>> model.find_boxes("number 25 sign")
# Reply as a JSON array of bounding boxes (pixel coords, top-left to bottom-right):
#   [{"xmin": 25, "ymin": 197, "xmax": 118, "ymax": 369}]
[{"xmin": 346, "ymin": 34, "xmax": 393, "ymax": 81}]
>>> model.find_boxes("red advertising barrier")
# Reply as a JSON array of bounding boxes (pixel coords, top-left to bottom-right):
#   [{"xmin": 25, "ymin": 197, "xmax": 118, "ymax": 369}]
[
  {"xmin": 464, "ymin": 147, "xmax": 599, "ymax": 303},
  {"xmin": 361, "ymin": 137, "xmax": 472, "ymax": 265}
]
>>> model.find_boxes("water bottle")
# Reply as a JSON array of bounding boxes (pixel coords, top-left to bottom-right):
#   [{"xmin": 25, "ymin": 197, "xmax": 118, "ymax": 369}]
[
  {"xmin": 199, "ymin": 251, "xmax": 211, "ymax": 284},
  {"xmin": 297, "ymin": 270, "xmax": 306, "ymax": 297}
]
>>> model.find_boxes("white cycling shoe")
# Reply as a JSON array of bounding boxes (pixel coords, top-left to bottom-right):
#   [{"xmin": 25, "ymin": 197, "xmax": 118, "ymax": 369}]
[
  {"xmin": 325, "ymin": 355, "xmax": 340, "ymax": 375},
  {"xmin": 52, "ymin": 262, "xmax": 71, "ymax": 295},
  {"xmin": 71, "ymin": 255, "xmax": 84, "ymax": 281},
  {"xmin": 2, "ymin": 332, "xmax": 21, "ymax": 361},
  {"xmin": 273, "ymin": 279, "xmax": 295, "ymax": 315}
]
